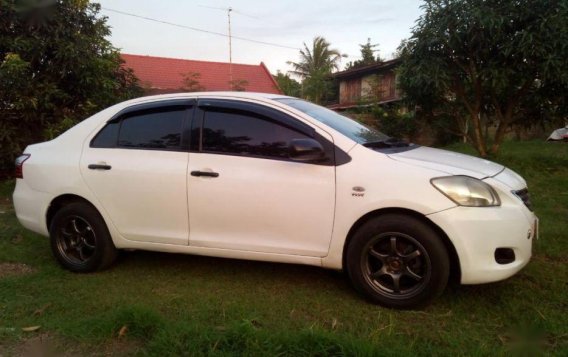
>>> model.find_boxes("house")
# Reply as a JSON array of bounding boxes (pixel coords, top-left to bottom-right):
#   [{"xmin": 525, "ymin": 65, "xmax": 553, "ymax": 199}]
[
  {"xmin": 121, "ymin": 54, "xmax": 281, "ymax": 95},
  {"xmin": 329, "ymin": 58, "xmax": 402, "ymax": 110}
]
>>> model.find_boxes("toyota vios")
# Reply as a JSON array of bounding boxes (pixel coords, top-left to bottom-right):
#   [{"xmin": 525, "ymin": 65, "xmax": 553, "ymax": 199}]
[{"xmin": 13, "ymin": 92, "xmax": 537, "ymax": 308}]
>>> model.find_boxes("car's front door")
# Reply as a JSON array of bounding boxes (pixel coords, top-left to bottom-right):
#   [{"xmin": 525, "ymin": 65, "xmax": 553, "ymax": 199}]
[
  {"xmin": 187, "ymin": 99, "xmax": 336, "ymax": 257},
  {"xmin": 80, "ymin": 100, "xmax": 193, "ymax": 245}
]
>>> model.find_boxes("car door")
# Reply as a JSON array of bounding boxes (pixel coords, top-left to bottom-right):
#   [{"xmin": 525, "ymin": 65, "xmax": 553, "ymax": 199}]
[
  {"xmin": 80, "ymin": 100, "xmax": 193, "ymax": 245},
  {"xmin": 187, "ymin": 99, "xmax": 336, "ymax": 257}
]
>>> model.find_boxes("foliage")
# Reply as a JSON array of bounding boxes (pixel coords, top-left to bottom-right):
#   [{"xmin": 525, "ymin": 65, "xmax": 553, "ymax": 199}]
[
  {"xmin": 273, "ymin": 70, "xmax": 301, "ymax": 97},
  {"xmin": 352, "ymin": 103, "xmax": 419, "ymax": 139},
  {"xmin": 0, "ymin": 0, "xmax": 142, "ymax": 173},
  {"xmin": 427, "ymin": 113, "xmax": 463, "ymax": 146},
  {"xmin": 398, "ymin": 0, "xmax": 568, "ymax": 157},
  {"xmin": 229, "ymin": 79, "xmax": 249, "ymax": 91},
  {"xmin": 345, "ymin": 38, "xmax": 382, "ymax": 70},
  {"xmin": 301, "ymin": 67, "xmax": 335, "ymax": 104},
  {"xmin": 374, "ymin": 108, "xmax": 418, "ymax": 139},
  {"xmin": 352, "ymin": 75, "xmax": 420, "ymax": 140},
  {"xmin": 362, "ymin": 74, "xmax": 385, "ymax": 102},
  {"xmin": 181, "ymin": 71, "xmax": 205, "ymax": 92},
  {"xmin": 288, "ymin": 36, "xmax": 345, "ymax": 104}
]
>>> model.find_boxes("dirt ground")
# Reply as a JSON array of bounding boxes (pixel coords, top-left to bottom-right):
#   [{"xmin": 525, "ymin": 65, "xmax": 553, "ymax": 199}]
[{"xmin": 0, "ymin": 262, "xmax": 34, "ymax": 279}]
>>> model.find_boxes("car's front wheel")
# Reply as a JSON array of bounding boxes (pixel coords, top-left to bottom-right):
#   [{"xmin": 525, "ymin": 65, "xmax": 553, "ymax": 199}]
[
  {"xmin": 49, "ymin": 202, "xmax": 118, "ymax": 272},
  {"xmin": 346, "ymin": 214, "xmax": 449, "ymax": 309}
]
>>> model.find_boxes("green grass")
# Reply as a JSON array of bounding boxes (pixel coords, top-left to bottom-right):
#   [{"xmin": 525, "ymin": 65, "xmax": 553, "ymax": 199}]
[{"xmin": 1, "ymin": 140, "xmax": 566, "ymax": 356}]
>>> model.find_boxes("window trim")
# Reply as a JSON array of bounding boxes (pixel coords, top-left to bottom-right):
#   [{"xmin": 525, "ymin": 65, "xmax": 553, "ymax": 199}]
[
  {"xmin": 90, "ymin": 99, "xmax": 195, "ymax": 152},
  {"xmin": 198, "ymin": 99, "xmax": 316, "ymax": 138},
  {"xmin": 89, "ymin": 98, "xmax": 351, "ymax": 166}
]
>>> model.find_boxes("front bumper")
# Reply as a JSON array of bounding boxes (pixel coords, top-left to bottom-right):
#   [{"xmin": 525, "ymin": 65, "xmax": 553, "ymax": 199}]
[{"xmin": 427, "ymin": 204, "xmax": 535, "ymax": 285}]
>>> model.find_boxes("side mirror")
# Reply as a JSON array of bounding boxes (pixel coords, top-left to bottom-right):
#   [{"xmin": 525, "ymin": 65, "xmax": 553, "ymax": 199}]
[{"xmin": 289, "ymin": 138, "xmax": 326, "ymax": 162}]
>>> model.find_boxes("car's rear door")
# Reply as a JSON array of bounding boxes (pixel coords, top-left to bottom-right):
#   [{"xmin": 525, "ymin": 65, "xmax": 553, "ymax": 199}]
[
  {"xmin": 187, "ymin": 99, "xmax": 336, "ymax": 257},
  {"xmin": 80, "ymin": 100, "xmax": 194, "ymax": 245}
]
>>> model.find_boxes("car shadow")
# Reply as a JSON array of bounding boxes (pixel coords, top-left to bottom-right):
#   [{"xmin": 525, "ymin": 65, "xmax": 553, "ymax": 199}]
[
  {"xmin": 112, "ymin": 249, "xmax": 517, "ymax": 309},
  {"xmin": 115, "ymin": 249, "xmax": 358, "ymax": 297}
]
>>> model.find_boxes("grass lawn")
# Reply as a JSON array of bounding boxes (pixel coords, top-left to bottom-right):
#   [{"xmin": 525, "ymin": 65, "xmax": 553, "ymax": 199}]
[{"xmin": 0, "ymin": 140, "xmax": 566, "ymax": 356}]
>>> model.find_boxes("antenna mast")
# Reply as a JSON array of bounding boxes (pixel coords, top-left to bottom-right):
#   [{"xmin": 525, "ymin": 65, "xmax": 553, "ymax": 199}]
[
  {"xmin": 228, "ymin": 7, "xmax": 232, "ymax": 84},
  {"xmin": 199, "ymin": 4, "xmax": 259, "ymax": 88}
]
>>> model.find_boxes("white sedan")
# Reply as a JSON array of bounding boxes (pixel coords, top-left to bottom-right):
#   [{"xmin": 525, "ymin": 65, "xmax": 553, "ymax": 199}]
[{"xmin": 13, "ymin": 92, "xmax": 537, "ymax": 308}]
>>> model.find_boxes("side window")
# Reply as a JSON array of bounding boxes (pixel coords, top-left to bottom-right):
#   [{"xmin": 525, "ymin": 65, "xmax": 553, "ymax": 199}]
[
  {"xmin": 91, "ymin": 106, "xmax": 188, "ymax": 150},
  {"xmin": 119, "ymin": 108, "xmax": 186, "ymax": 150},
  {"xmin": 202, "ymin": 109, "xmax": 311, "ymax": 159},
  {"xmin": 91, "ymin": 121, "xmax": 120, "ymax": 148}
]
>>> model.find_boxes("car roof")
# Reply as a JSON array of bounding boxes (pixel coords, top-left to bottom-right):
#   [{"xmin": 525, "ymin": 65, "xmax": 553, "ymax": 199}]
[{"xmin": 124, "ymin": 91, "xmax": 294, "ymax": 106}]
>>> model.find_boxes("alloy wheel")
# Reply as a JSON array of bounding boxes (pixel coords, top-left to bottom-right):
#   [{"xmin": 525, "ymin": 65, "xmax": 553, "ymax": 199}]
[
  {"xmin": 361, "ymin": 232, "xmax": 431, "ymax": 298},
  {"xmin": 55, "ymin": 215, "xmax": 97, "ymax": 265}
]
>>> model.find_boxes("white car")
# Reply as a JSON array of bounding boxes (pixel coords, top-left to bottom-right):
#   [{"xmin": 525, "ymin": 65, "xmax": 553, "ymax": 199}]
[{"xmin": 13, "ymin": 92, "xmax": 537, "ymax": 308}]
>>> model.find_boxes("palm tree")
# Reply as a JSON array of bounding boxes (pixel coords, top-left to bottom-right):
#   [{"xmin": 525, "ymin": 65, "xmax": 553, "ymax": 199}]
[{"xmin": 288, "ymin": 36, "xmax": 345, "ymax": 103}]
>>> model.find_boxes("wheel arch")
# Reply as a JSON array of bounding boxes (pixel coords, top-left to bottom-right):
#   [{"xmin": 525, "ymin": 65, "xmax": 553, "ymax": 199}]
[
  {"xmin": 342, "ymin": 207, "xmax": 461, "ymax": 284},
  {"xmin": 46, "ymin": 194, "xmax": 101, "ymax": 232}
]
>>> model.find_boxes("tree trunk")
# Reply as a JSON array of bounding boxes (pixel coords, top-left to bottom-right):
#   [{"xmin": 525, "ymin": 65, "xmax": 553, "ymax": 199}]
[
  {"xmin": 490, "ymin": 121, "xmax": 509, "ymax": 155},
  {"xmin": 470, "ymin": 112, "xmax": 487, "ymax": 157}
]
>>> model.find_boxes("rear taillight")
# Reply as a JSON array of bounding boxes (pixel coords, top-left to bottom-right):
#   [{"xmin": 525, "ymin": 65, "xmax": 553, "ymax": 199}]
[{"xmin": 15, "ymin": 154, "xmax": 30, "ymax": 179}]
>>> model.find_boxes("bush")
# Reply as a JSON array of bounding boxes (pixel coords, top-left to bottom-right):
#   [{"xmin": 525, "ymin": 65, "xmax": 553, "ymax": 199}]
[
  {"xmin": 0, "ymin": 1, "xmax": 142, "ymax": 175},
  {"xmin": 373, "ymin": 106, "xmax": 418, "ymax": 139}
]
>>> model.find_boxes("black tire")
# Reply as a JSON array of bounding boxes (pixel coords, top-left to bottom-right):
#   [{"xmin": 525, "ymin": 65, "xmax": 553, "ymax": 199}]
[
  {"xmin": 346, "ymin": 214, "xmax": 449, "ymax": 309},
  {"xmin": 49, "ymin": 202, "xmax": 118, "ymax": 272}
]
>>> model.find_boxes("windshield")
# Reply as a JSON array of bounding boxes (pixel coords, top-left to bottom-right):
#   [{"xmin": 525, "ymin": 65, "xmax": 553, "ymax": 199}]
[{"xmin": 275, "ymin": 98, "xmax": 389, "ymax": 144}]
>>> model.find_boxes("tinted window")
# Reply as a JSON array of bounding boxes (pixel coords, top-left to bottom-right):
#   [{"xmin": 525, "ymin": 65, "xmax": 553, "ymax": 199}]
[
  {"xmin": 118, "ymin": 108, "xmax": 185, "ymax": 150},
  {"xmin": 202, "ymin": 109, "xmax": 311, "ymax": 159},
  {"xmin": 276, "ymin": 98, "xmax": 389, "ymax": 144},
  {"xmin": 91, "ymin": 121, "xmax": 119, "ymax": 148}
]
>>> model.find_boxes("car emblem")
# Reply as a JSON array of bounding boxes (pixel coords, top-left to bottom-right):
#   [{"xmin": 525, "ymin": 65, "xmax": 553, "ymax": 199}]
[{"xmin": 352, "ymin": 186, "xmax": 365, "ymax": 197}]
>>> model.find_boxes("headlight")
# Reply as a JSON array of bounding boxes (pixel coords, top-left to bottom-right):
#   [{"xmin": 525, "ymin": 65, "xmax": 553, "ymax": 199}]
[{"xmin": 431, "ymin": 176, "xmax": 500, "ymax": 207}]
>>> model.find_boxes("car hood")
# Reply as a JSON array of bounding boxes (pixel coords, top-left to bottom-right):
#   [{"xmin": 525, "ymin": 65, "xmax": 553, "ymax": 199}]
[{"xmin": 387, "ymin": 146, "xmax": 504, "ymax": 179}]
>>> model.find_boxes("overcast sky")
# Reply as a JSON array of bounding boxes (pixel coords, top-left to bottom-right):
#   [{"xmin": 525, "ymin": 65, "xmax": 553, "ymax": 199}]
[{"xmin": 97, "ymin": 0, "xmax": 423, "ymax": 74}]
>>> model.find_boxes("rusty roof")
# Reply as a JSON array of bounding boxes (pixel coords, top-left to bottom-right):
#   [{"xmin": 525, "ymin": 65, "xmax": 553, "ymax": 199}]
[{"xmin": 332, "ymin": 58, "xmax": 402, "ymax": 79}]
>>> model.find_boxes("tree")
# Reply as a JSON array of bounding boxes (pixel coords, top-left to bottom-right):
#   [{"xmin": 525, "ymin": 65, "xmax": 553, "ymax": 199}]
[
  {"xmin": 273, "ymin": 71, "xmax": 301, "ymax": 97},
  {"xmin": 288, "ymin": 36, "xmax": 345, "ymax": 104},
  {"xmin": 0, "ymin": 0, "xmax": 142, "ymax": 173},
  {"xmin": 398, "ymin": 0, "xmax": 568, "ymax": 156},
  {"xmin": 229, "ymin": 79, "xmax": 249, "ymax": 91},
  {"xmin": 345, "ymin": 38, "xmax": 382, "ymax": 70},
  {"xmin": 181, "ymin": 71, "xmax": 205, "ymax": 92}
]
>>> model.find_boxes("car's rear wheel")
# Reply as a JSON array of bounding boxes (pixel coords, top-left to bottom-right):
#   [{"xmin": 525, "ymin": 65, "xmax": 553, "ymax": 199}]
[
  {"xmin": 49, "ymin": 202, "xmax": 117, "ymax": 272},
  {"xmin": 346, "ymin": 214, "xmax": 449, "ymax": 309}
]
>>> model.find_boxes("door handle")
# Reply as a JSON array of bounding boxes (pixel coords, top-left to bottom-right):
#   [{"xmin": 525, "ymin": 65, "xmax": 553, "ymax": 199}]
[
  {"xmin": 191, "ymin": 170, "xmax": 219, "ymax": 178},
  {"xmin": 88, "ymin": 164, "xmax": 112, "ymax": 170}
]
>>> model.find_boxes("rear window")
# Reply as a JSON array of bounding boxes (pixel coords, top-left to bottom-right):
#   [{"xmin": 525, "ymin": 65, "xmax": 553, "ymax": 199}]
[
  {"xmin": 118, "ymin": 109, "xmax": 185, "ymax": 149},
  {"xmin": 91, "ymin": 107, "xmax": 186, "ymax": 150},
  {"xmin": 91, "ymin": 121, "xmax": 119, "ymax": 148}
]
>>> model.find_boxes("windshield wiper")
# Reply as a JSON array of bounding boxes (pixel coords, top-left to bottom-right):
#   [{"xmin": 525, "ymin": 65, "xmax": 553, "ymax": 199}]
[{"xmin": 363, "ymin": 138, "xmax": 410, "ymax": 148}]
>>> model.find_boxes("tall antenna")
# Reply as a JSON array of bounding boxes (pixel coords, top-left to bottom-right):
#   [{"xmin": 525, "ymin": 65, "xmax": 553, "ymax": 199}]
[
  {"xmin": 199, "ymin": 5, "xmax": 258, "ymax": 88},
  {"xmin": 228, "ymin": 7, "xmax": 232, "ymax": 83}
]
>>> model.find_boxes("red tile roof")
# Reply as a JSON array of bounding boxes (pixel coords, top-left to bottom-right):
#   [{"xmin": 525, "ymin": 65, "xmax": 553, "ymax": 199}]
[{"xmin": 121, "ymin": 54, "xmax": 281, "ymax": 94}]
